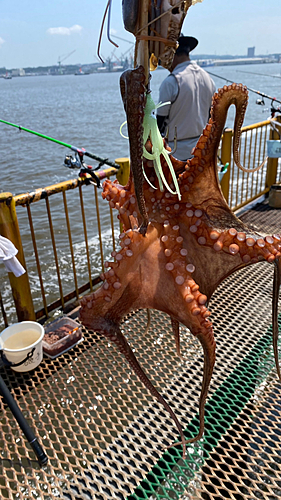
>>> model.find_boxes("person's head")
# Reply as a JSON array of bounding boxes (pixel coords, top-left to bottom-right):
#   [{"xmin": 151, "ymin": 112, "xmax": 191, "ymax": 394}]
[{"xmin": 170, "ymin": 35, "xmax": 198, "ymax": 71}]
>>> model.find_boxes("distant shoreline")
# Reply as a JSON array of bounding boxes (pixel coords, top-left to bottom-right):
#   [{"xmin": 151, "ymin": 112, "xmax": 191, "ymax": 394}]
[{"xmin": 1, "ymin": 54, "xmax": 280, "ymax": 78}]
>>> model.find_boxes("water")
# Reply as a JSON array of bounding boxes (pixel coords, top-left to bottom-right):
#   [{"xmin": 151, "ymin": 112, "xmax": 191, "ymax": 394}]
[
  {"xmin": 0, "ymin": 63, "xmax": 280, "ymax": 195},
  {"xmin": 0, "ymin": 63, "xmax": 280, "ymax": 324}
]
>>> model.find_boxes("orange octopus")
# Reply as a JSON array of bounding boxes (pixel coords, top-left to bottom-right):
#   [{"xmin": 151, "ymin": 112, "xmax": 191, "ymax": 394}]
[{"xmin": 79, "ymin": 83, "xmax": 281, "ymax": 459}]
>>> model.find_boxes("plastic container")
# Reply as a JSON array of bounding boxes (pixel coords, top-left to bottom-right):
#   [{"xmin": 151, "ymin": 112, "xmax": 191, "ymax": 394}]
[{"xmin": 43, "ymin": 317, "xmax": 82, "ymax": 359}]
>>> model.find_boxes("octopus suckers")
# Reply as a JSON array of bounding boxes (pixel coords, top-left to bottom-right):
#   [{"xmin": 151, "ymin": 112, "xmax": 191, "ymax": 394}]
[
  {"xmin": 237, "ymin": 232, "xmax": 246, "ymax": 241},
  {"xmin": 246, "ymin": 238, "xmax": 255, "ymax": 247},
  {"xmin": 175, "ymin": 276, "xmax": 185, "ymax": 285},
  {"xmin": 186, "ymin": 264, "xmax": 195, "ymax": 273},
  {"xmin": 113, "ymin": 282, "xmax": 122, "ymax": 290},
  {"xmin": 229, "ymin": 244, "xmax": 240, "ymax": 255},
  {"xmin": 198, "ymin": 236, "xmax": 206, "ymax": 245},
  {"xmin": 166, "ymin": 263, "xmax": 174, "ymax": 271}
]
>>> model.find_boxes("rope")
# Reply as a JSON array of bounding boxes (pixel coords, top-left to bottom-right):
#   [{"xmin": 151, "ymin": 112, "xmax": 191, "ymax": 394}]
[
  {"xmin": 135, "ymin": 34, "xmax": 177, "ymax": 47},
  {"xmin": 135, "ymin": 0, "xmax": 187, "ymax": 35}
]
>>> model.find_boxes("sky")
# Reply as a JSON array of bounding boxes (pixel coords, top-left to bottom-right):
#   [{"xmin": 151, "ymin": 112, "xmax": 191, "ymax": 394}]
[{"xmin": 0, "ymin": 0, "xmax": 280, "ymax": 69}]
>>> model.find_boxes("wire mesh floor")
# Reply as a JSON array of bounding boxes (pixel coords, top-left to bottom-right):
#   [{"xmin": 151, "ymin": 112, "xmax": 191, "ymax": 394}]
[{"xmin": 0, "ymin": 199, "xmax": 281, "ymax": 500}]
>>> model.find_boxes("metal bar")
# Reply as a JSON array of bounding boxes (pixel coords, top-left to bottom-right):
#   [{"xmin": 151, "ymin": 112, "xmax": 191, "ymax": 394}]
[
  {"xmin": 241, "ymin": 118, "xmax": 272, "ymax": 132},
  {"xmin": 109, "ymin": 206, "xmax": 116, "ymax": 253},
  {"xmin": 94, "ymin": 185, "xmax": 104, "ymax": 273},
  {"xmin": 220, "ymin": 129, "xmax": 232, "ymax": 203},
  {"xmin": 251, "ymin": 128, "xmax": 258, "ymax": 199},
  {"xmin": 0, "ymin": 193, "xmax": 35, "ymax": 321},
  {"xmin": 235, "ymin": 155, "xmax": 240, "ymax": 208},
  {"xmin": 257, "ymin": 126, "xmax": 264, "ymax": 194},
  {"xmin": 34, "ymin": 276, "xmax": 101, "ymax": 320},
  {"xmin": 26, "ymin": 204, "xmax": 48, "ymax": 318},
  {"xmin": 45, "ymin": 197, "xmax": 64, "ymax": 309},
  {"xmin": 0, "ymin": 374, "xmax": 48, "ymax": 465},
  {"xmin": 62, "ymin": 191, "xmax": 79, "ymax": 300},
  {"xmin": 0, "ymin": 290, "xmax": 8, "ymax": 328},
  {"xmin": 14, "ymin": 168, "xmax": 118, "ymax": 207},
  {"xmin": 233, "ymin": 187, "xmax": 270, "ymax": 212},
  {"xmin": 79, "ymin": 185, "xmax": 93, "ymax": 292},
  {"xmin": 115, "ymin": 158, "xmax": 130, "ymax": 186},
  {"xmin": 242, "ymin": 131, "xmax": 247, "ymax": 205}
]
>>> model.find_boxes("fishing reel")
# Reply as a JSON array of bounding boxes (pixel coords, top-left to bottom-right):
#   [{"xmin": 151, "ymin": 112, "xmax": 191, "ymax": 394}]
[
  {"xmin": 64, "ymin": 153, "xmax": 81, "ymax": 169},
  {"xmin": 256, "ymin": 98, "xmax": 265, "ymax": 106},
  {"xmin": 64, "ymin": 153, "xmax": 100, "ymax": 187}
]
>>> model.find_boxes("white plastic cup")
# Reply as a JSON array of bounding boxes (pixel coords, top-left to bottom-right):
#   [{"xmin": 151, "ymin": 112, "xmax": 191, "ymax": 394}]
[{"xmin": 0, "ymin": 321, "xmax": 44, "ymax": 372}]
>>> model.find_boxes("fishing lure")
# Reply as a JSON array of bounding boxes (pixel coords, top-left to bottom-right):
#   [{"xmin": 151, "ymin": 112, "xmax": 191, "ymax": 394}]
[{"xmin": 120, "ymin": 92, "xmax": 181, "ymax": 200}]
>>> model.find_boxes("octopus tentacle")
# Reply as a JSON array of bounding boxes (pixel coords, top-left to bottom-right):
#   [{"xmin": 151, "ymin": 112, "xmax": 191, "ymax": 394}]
[
  {"xmin": 95, "ymin": 320, "xmax": 188, "ymax": 459},
  {"xmin": 168, "ymin": 326, "xmax": 215, "ymax": 451},
  {"xmin": 120, "ymin": 66, "xmax": 148, "ymax": 233}
]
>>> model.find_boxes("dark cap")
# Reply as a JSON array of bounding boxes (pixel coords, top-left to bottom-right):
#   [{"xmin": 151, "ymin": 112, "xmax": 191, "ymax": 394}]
[{"xmin": 176, "ymin": 35, "xmax": 198, "ymax": 54}]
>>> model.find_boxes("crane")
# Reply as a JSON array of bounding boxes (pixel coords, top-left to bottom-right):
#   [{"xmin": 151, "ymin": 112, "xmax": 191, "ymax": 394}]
[{"xmin": 57, "ymin": 50, "xmax": 76, "ymax": 73}]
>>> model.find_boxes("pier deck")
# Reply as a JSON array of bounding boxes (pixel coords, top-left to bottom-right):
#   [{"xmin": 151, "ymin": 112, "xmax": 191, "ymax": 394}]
[{"xmin": 0, "ymin": 198, "xmax": 281, "ymax": 500}]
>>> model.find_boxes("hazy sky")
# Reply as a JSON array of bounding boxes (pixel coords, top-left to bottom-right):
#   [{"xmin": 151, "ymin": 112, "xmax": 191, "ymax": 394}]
[{"xmin": 0, "ymin": 0, "xmax": 280, "ymax": 68}]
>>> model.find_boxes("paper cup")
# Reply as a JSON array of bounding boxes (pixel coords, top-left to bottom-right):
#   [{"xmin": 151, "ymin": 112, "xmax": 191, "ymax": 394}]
[{"xmin": 0, "ymin": 321, "xmax": 44, "ymax": 372}]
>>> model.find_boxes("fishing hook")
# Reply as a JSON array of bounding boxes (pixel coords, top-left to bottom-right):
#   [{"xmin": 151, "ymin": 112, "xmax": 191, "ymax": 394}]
[
  {"xmin": 163, "ymin": 126, "xmax": 177, "ymax": 156},
  {"xmin": 167, "ymin": 126, "xmax": 177, "ymax": 155}
]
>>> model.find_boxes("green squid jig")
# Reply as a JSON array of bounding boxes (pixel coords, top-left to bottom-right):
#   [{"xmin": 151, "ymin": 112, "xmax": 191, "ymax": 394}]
[{"xmin": 120, "ymin": 92, "xmax": 181, "ymax": 200}]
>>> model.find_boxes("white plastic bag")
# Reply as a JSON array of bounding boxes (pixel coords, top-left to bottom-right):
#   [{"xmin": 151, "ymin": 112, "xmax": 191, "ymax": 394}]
[{"xmin": 0, "ymin": 236, "xmax": 26, "ymax": 277}]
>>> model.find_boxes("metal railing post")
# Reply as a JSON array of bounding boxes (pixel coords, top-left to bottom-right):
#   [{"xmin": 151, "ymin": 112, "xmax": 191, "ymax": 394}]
[
  {"xmin": 0, "ymin": 193, "xmax": 35, "ymax": 322},
  {"xmin": 115, "ymin": 157, "xmax": 130, "ymax": 186},
  {"xmin": 220, "ymin": 128, "xmax": 233, "ymax": 204},
  {"xmin": 266, "ymin": 116, "xmax": 281, "ymax": 189}
]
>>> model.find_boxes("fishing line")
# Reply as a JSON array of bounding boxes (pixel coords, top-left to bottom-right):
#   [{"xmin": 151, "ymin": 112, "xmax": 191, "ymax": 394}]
[
  {"xmin": 236, "ymin": 69, "xmax": 281, "ymax": 79},
  {"xmin": 206, "ymin": 70, "xmax": 281, "ymax": 105}
]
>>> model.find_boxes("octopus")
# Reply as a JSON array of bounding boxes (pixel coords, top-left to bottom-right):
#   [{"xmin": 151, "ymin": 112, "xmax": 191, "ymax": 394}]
[{"xmin": 79, "ymin": 82, "xmax": 281, "ymax": 459}]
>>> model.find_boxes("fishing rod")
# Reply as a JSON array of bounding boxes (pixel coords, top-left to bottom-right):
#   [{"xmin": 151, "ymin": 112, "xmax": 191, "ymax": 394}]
[
  {"xmin": 0, "ymin": 118, "xmax": 120, "ymax": 186},
  {"xmin": 206, "ymin": 70, "xmax": 281, "ymax": 106},
  {"xmin": 236, "ymin": 69, "xmax": 281, "ymax": 80}
]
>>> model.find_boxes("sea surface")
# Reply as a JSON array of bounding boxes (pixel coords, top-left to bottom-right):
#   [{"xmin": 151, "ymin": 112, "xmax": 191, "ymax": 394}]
[
  {"xmin": 0, "ymin": 62, "xmax": 280, "ymax": 324},
  {"xmin": 0, "ymin": 62, "xmax": 280, "ymax": 195}
]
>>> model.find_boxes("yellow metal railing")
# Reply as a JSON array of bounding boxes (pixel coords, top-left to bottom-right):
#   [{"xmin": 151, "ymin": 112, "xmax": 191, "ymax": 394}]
[
  {"xmin": 220, "ymin": 117, "xmax": 281, "ymax": 210},
  {"xmin": 0, "ymin": 163, "xmax": 130, "ymax": 328},
  {"xmin": 0, "ymin": 118, "xmax": 280, "ymax": 330}
]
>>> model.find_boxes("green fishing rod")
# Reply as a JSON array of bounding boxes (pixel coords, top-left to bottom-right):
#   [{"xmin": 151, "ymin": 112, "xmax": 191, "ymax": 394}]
[
  {"xmin": 0, "ymin": 118, "xmax": 120, "ymax": 170},
  {"xmin": 206, "ymin": 70, "xmax": 281, "ymax": 106}
]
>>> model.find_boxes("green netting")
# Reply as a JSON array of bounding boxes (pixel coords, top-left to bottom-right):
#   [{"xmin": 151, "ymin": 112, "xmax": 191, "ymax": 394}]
[{"xmin": 127, "ymin": 315, "xmax": 281, "ymax": 500}]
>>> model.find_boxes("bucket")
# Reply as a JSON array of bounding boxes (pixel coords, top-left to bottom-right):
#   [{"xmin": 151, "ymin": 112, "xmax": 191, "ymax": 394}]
[
  {"xmin": 267, "ymin": 140, "xmax": 281, "ymax": 158},
  {"xmin": 269, "ymin": 184, "xmax": 281, "ymax": 208},
  {"xmin": 0, "ymin": 321, "xmax": 44, "ymax": 372}
]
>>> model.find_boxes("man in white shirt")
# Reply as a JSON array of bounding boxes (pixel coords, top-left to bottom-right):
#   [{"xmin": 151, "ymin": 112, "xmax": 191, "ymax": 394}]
[{"xmin": 157, "ymin": 35, "xmax": 216, "ymax": 161}]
